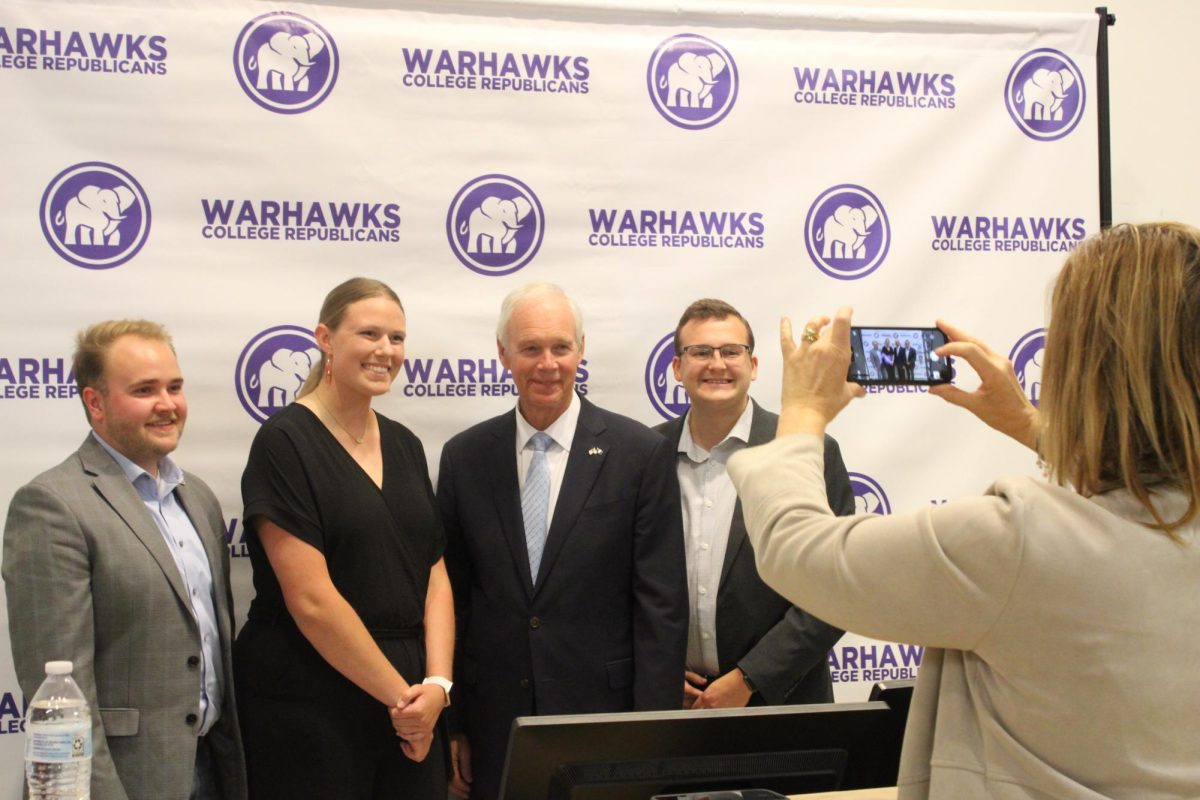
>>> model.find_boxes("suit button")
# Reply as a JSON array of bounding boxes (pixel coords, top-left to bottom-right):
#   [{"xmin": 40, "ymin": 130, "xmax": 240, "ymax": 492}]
[
  {"xmin": 529, "ymin": 617, "xmax": 541, "ymax": 629},
  {"xmin": 185, "ymin": 713, "xmax": 198, "ymax": 726},
  {"xmin": 520, "ymin": 678, "xmax": 531, "ymax": 689},
  {"xmin": 187, "ymin": 655, "xmax": 200, "ymax": 668}
]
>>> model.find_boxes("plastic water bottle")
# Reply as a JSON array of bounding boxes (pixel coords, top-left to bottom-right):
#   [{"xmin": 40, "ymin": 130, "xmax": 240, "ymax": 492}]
[{"xmin": 25, "ymin": 660, "xmax": 92, "ymax": 800}]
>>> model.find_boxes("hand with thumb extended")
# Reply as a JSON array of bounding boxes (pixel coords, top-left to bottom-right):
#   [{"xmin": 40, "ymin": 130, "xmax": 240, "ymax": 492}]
[{"xmin": 777, "ymin": 306, "xmax": 865, "ymax": 438}]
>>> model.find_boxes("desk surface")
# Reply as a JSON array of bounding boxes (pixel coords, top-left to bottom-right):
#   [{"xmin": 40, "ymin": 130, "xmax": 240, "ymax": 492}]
[{"xmin": 791, "ymin": 788, "xmax": 898, "ymax": 800}]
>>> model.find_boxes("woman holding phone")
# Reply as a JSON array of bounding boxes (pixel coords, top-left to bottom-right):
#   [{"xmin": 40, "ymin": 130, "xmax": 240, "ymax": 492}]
[{"xmin": 729, "ymin": 223, "xmax": 1200, "ymax": 798}]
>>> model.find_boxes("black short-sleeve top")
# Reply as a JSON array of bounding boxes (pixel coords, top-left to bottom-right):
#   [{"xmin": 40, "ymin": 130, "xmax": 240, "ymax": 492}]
[{"xmin": 241, "ymin": 403, "xmax": 444, "ymax": 632}]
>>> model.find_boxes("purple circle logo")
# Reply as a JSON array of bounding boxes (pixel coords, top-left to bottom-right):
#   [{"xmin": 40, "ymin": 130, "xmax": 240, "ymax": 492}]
[
  {"xmin": 234, "ymin": 325, "xmax": 321, "ymax": 423},
  {"xmin": 234, "ymin": 12, "xmax": 338, "ymax": 114},
  {"xmin": 849, "ymin": 472, "xmax": 891, "ymax": 515},
  {"xmin": 804, "ymin": 184, "xmax": 890, "ymax": 280},
  {"xmin": 1009, "ymin": 327, "xmax": 1046, "ymax": 408},
  {"xmin": 40, "ymin": 163, "xmax": 150, "ymax": 270},
  {"xmin": 644, "ymin": 332, "xmax": 690, "ymax": 421},
  {"xmin": 447, "ymin": 174, "xmax": 544, "ymax": 276},
  {"xmin": 647, "ymin": 34, "xmax": 738, "ymax": 130},
  {"xmin": 1004, "ymin": 49, "xmax": 1085, "ymax": 141}
]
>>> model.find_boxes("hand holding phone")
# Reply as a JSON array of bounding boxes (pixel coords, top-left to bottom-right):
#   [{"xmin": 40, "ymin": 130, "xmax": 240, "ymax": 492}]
[{"xmin": 847, "ymin": 326, "xmax": 952, "ymax": 386}]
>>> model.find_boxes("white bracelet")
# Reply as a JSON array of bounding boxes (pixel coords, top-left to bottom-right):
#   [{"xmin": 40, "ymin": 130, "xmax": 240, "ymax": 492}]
[{"xmin": 423, "ymin": 676, "xmax": 453, "ymax": 707}]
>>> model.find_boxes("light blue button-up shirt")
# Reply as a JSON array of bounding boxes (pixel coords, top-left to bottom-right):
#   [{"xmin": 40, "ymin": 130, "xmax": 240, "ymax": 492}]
[{"xmin": 92, "ymin": 433, "xmax": 223, "ymax": 735}]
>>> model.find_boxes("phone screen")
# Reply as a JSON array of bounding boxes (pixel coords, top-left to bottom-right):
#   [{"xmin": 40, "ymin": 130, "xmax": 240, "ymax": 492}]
[{"xmin": 847, "ymin": 326, "xmax": 952, "ymax": 386}]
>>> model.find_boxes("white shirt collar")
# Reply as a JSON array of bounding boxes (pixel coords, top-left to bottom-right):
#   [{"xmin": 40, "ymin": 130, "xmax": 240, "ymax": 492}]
[
  {"xmin": 679, "ymin": 399, "xmax": 754, "ymax": 463},
  {"xmin": 515, "ymin": 391, "xmax": 581, "ymax": 452}
]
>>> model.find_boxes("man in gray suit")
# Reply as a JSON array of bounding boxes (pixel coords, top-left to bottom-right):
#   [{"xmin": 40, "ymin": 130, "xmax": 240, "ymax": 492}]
[
  {"xmin": 655, "ymin": 299, "xmax": 854, "ymax": 709},
  {"xmin": 3, "ymin": 320, "xmax": 247, "ymax": 800}
]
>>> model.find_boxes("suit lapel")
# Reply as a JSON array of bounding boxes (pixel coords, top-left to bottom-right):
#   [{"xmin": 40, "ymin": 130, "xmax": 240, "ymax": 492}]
[
  {"xmin": 488, "ymin": 411, "xmax": 537, "ymax": 598},
  {"xmin": 534, "ymin": 398, "xmax": 606, "ymax": 594},
  {"xmin": 79, "ymin": 436, "xmax": 192, "ymax": 610},
  {"xmin": 718, "ymin": 400, "xmax": 775, "ymax": 591}
]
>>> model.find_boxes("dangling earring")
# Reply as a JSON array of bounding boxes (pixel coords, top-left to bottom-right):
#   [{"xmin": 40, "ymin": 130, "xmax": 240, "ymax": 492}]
[{"xmin": 324, "ymin": 353, "xmax": 333, "ymax": 385}]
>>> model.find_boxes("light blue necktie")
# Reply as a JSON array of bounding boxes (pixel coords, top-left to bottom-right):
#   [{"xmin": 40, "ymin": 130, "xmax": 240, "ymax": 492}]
[{"xmin": 521, "ymin": 431, "xmax": 553, "ymax": 581}]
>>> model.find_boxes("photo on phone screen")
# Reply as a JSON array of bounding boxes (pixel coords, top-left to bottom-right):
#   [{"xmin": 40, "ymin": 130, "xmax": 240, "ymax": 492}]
[{"xmin": 847, "ymin": 326, "xmax": 952, "ymax": 386}]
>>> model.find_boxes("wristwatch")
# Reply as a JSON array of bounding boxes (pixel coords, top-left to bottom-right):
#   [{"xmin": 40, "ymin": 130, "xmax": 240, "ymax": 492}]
[
  {"xmin": 423, "ymin": 676, "xmax": 453, "ymax": 707},
  {"xmin": 739, "ymin": 668, "xmax": 758, "ymax": 695}
]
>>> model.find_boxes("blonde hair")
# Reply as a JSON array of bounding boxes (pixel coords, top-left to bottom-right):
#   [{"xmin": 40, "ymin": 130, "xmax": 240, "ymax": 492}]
[
  {"xmin": 1038, "ymin": 222, "xmax": 1200, "ymax": 538},
  {"xmin": 297, "ymin": 277, "xmax": 403, "ymax": 398},
  {"xmin": 73, "ymin": 319, "xmax": 173, "ymax": 422}
]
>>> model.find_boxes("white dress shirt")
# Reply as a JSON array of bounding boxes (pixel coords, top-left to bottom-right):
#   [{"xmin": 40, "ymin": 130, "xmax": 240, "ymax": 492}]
[
  {"xmin": 514, "ymin": 392, "xmax": 581, "ymax": 533},
  {"xmin": 676, "ymin": 401, "xmax": 753, "ymax": 676}
]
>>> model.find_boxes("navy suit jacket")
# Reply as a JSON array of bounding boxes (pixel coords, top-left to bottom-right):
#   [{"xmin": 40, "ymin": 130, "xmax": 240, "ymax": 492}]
[
  {"xmin": 438, "ymin": 396, "xmax": 687, "ymax": 800},
  {"xmin": 655, "ymin": 400, "xmax": 854, "ymax": 705}
]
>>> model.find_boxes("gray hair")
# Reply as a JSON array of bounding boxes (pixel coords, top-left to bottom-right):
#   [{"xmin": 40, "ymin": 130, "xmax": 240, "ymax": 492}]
[{"xmin": 496, "ymin": 283, "xmax": 584, "ymax": 349}]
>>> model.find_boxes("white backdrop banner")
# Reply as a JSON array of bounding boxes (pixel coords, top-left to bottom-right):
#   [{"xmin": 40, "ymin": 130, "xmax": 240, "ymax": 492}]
[{"xmin": 0, "ymin": 0, "xmax": 1100, "ymax": 792}]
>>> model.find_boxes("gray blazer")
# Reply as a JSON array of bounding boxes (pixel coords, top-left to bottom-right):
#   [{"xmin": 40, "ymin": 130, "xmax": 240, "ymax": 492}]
[
  {"xmin": 655, "ymin": 400, "xmax": 854, "ymax": 705},
  {"xmin": 3, "ymin": 435, "xmax": 247, "ymax": 800}
]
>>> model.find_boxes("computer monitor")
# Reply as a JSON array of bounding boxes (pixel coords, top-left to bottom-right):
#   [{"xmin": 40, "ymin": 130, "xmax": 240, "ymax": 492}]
[
  {"xmin": 498, "ymin": 694, "xmax": 910, "ymax": 800},
  {"xmin": 869, "ymin": 679, "xmax": 915, "ymax": 721}
]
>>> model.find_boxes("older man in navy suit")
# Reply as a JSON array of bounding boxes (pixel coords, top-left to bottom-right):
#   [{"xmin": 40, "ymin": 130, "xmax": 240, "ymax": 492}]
[{"xmin": 438, "ymin": 283, "xmax": 687, "ymax": 800}]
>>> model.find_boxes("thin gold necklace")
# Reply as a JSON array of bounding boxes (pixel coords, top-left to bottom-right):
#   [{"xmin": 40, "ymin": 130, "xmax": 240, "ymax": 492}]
[{"xmin": 313, "ymin": 391, "xmax": 366, "ymax": 445}]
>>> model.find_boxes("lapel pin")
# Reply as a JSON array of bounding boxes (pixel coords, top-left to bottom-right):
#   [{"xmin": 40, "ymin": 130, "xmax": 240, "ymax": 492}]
[{"xmin": 588, "ymin": 447, "xmax": 603, "ymax": 456}]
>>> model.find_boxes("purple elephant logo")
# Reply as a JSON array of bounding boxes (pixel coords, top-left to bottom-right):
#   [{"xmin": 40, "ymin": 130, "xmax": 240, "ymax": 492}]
[
  {"xmin": 644, "ymin": 333, "xmax": 690, "ymax": 421},
  {"xmin": 40, "ymin": 162, "xmax": 151, "ymax": 270},
  {"xmin": 235, "ymin": 325, "xmax": 320, "ymax": 423},
  {"xmin": 1009, "ymin": 328, "xmax": 1046, "ymax": 408},
  {"xmin": 804, "ymin": 184, "xmax": 891, "ymax": 281},
  {"xmin": 647, "ymin": 34, "xmax": 738, "ymax": 130},
  {"xmin": 1004, "ymin": 49, "xmax": 1085, "ymax": 141},
  {"xmin": 849, "ymin": 472, "xmax": 892, "ymax": 515},
  {"xmin": 234, "ymin": 11, "xmax": 338, "ymax": 114},
  {"xmin": 446, "ymin": 175, "xmax": 544, "ymax": 276}
]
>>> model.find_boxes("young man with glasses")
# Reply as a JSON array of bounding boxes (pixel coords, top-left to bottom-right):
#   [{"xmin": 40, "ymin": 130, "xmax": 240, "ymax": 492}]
[{"xmin": 654, "ymin": 299, "xmax": 855, "ymax": 709}]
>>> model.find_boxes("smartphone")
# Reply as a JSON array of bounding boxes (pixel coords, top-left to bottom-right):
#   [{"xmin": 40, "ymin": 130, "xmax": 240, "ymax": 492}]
[{"xmin": 847, "ymin": 326, "xmax": 952, "ymax": 386}]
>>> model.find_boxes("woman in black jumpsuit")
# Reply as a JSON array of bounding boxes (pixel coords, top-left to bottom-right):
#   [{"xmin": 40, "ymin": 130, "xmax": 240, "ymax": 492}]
[{"xmin": 234, "ymin": 278, "xmax": 451, "ymax": 799}]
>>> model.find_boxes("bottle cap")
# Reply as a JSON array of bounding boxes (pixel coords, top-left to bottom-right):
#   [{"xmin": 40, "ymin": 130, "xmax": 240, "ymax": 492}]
[{"xmin": 44, "ymin": 661, "xmax": 73, "ymax": 675}]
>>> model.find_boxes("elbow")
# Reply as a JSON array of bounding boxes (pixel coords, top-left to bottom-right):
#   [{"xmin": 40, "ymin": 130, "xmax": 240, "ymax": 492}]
[
  {"xmin": 747, "ymin": 512, "xmax": 793, "ymax": 592},
  {"xmin": 753, "ymin": 548, "xmax": 784, "ymax": 594},
  {"xmin": 280, "ymin": 585, "xmax": 334, "ymax": 630}
]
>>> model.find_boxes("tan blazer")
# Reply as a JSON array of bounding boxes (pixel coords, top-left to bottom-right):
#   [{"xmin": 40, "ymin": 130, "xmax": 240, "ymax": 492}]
[{"xmin": 729, "ymin": 433, "xmax": 1200, "ymax": 799}]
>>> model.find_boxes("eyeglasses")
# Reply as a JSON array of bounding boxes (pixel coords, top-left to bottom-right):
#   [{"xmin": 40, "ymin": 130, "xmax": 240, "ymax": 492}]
[{"xmin": 679, "ymin": 343, "xmax": 752, "ymax": 361}]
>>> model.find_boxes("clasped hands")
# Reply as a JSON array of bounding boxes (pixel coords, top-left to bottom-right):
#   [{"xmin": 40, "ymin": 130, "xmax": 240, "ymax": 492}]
[
  {"xmin": 683, "ymin": 669, "xmax": 753, "ymax": 709},
  {"xmin": 778, "ymin": 306, "xmax": 1038, "ymax": 449},
  {"xmin": 387, "ymin": 682, "xmax": 446, "ymax": 763}
]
